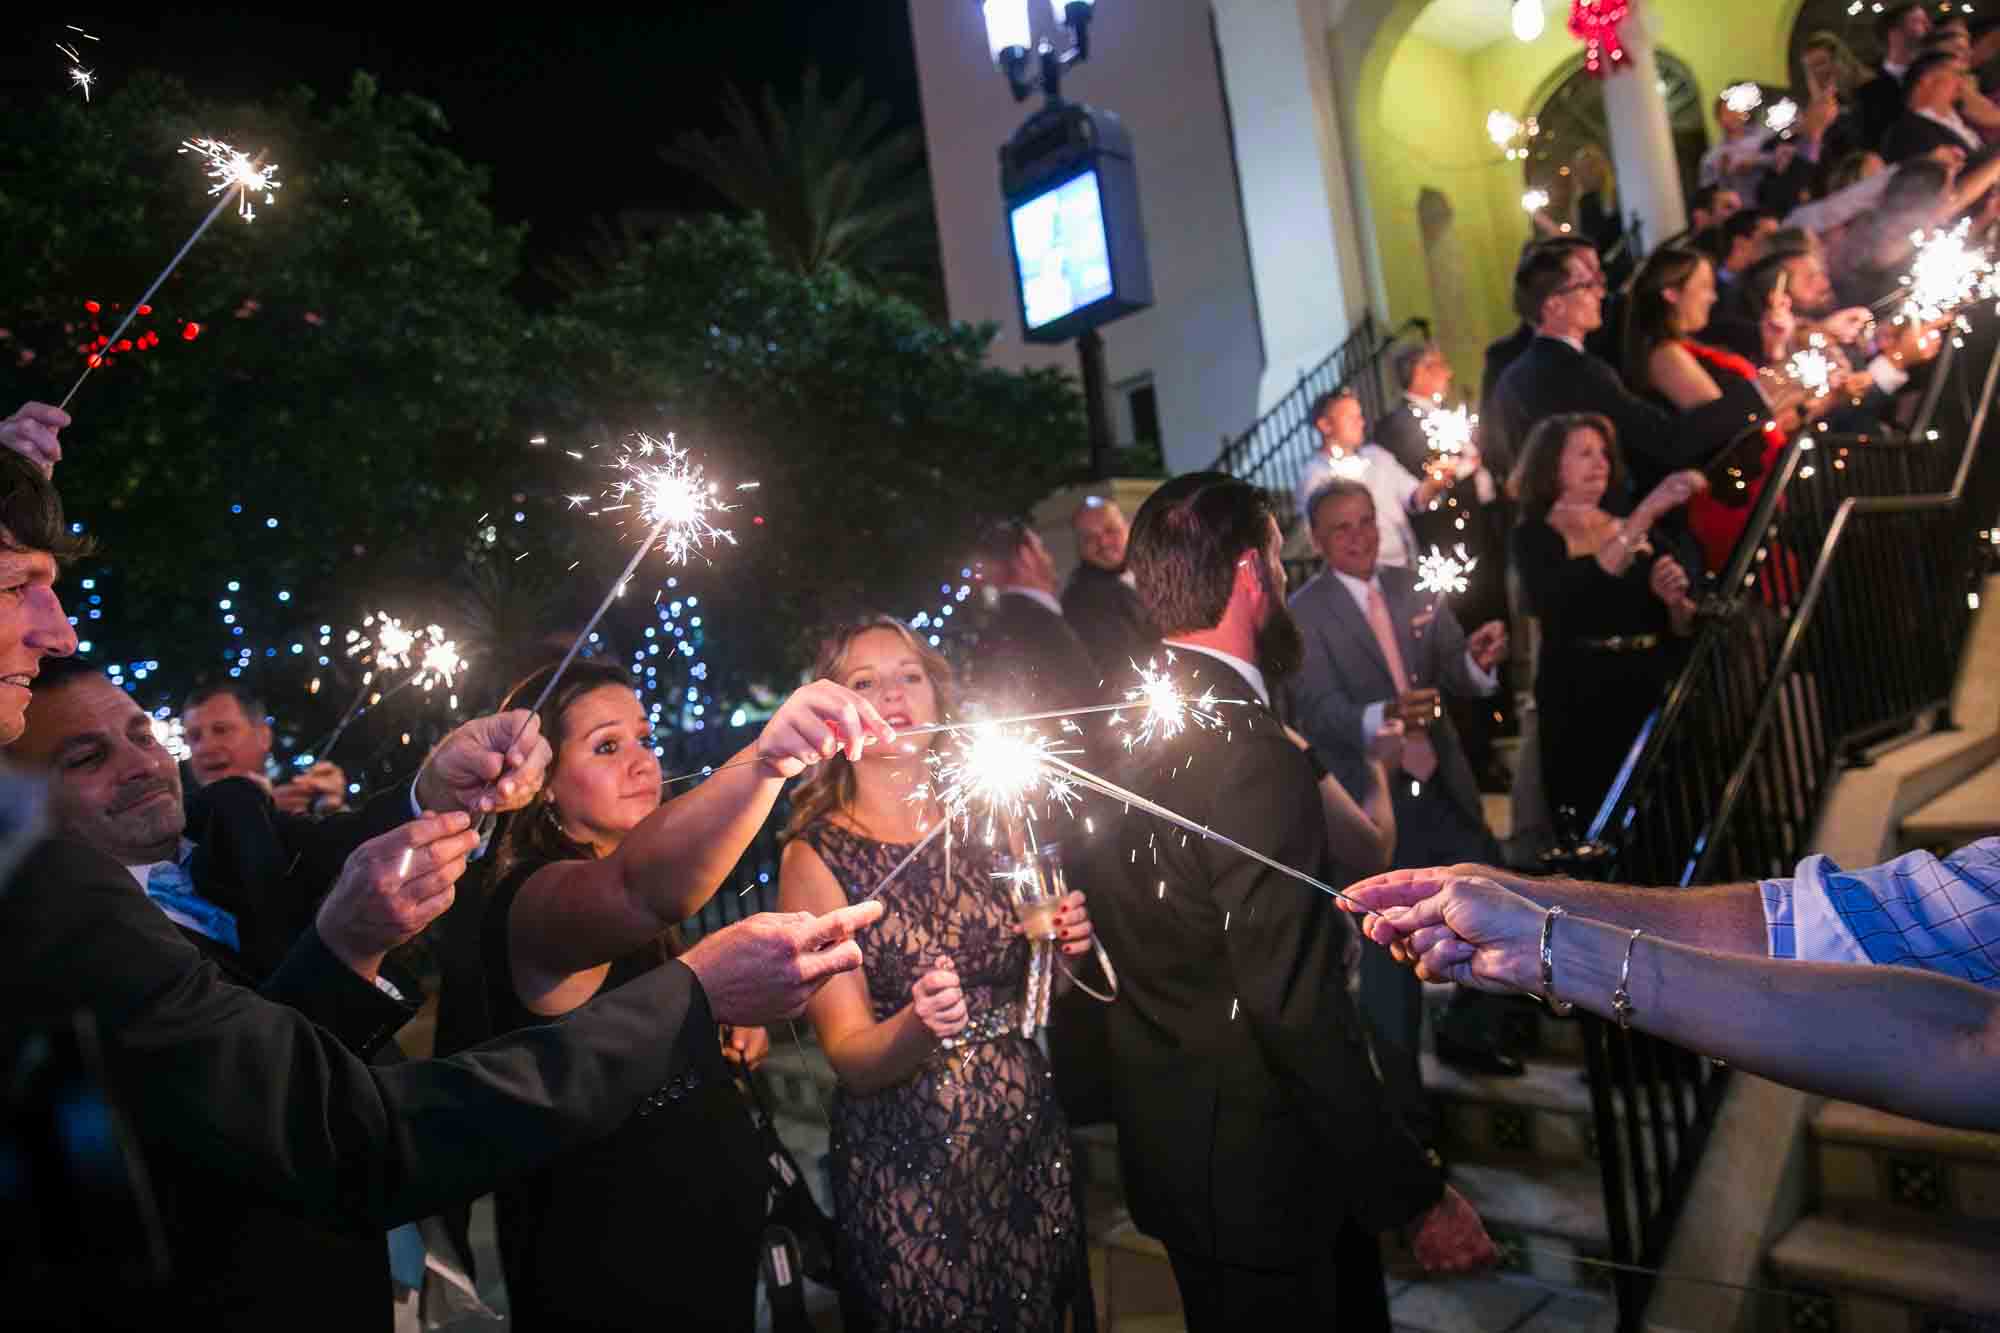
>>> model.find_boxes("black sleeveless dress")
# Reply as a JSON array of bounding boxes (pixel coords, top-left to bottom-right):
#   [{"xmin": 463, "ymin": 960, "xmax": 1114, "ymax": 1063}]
[
  {"xmin": 797, "ymin": 820, "xmax": 1077, "ymax": 1332},
  {"xmin": 481, "ymin": 860, "xmax": 767, "ymax": 1330}
]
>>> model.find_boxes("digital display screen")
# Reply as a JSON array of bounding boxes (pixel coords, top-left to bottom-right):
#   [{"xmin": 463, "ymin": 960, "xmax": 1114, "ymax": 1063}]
[{"xmin": 1010, "ymin": 169, "xmax": 1116, "ymax": 332}]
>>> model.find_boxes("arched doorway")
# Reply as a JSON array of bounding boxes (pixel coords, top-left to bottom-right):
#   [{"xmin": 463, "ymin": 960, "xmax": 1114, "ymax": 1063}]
[{"xmin": 1523, "ymin": 50, "xmax": 1709, "ymax": 233}]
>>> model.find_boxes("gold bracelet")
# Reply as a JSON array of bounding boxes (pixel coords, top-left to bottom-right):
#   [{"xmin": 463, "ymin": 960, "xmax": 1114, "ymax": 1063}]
[
  {"xmin": 1539, "ymin": 907, "xmax": 1573, "ymax": 1016},
  {"xmin": 1613, "ymin": 929, "xmax": 1643, "ymax": 1030}
]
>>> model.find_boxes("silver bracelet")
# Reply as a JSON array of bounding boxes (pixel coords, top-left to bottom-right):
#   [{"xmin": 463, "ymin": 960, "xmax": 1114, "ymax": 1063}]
[
  {"xmin": 1613, "ymin": 929, "xmax": 1643, "ymax": 1030},
  {"xmin": 1539, "ymin": 907, "xmax": 1573, "ymax": 1015}
]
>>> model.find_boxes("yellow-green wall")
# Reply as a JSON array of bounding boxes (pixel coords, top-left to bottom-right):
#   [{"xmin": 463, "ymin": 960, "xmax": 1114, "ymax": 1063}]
[{"xmin": 1352, "ymin": 0, "xmax": 1801, "ymax": 389}]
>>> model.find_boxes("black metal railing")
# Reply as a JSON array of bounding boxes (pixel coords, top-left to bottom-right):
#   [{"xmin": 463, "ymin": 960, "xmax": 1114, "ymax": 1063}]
[
  {"xmin": 1207, "ymin": 312, "xmax": 1426, "ymax": 524},
  {"xmin": 1562, "ymin": 317, "xmax": 2000, "ymax": 1330}
]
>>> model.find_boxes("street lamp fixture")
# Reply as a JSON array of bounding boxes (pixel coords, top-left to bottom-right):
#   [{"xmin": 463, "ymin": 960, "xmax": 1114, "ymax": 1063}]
[{"xmin": 983, "ymin": 0, "xmax": 1097, "ymax": 103}]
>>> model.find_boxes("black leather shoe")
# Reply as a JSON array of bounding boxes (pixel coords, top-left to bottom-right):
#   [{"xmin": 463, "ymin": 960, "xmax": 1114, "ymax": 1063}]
[{"xmin": 1436, "ymin": 1033, "xmax": 1526, "ymax": 1077}]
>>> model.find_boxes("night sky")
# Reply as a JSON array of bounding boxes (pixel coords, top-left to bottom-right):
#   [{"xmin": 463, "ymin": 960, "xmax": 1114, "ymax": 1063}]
[{"xmin": 14, "ymin": 4, "xmax": 926, "ymax": 266}]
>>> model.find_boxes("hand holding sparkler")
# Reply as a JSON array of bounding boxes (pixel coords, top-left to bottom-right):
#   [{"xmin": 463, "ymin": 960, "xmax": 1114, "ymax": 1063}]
[
  {"xmin": 754, "ymin": 680, "xmax": 897, "ymax": 778},
  {"xmin": 273, "ymin": 761, "xmax": 348, "ymax": 816},
  {"xmin": 911, "ymin": 956, "xmax": 968, "ymax": 1040},
  {"xmin": 414, "ymin": 709, "xmax": 552, "ymax": 816},
  {"xmin": 0, "ymin": 402, "xmax": 68, "ymax": 478},
  {"xmin": 312, "ymin": 812, "xmax": 481, "ymax": 981}
]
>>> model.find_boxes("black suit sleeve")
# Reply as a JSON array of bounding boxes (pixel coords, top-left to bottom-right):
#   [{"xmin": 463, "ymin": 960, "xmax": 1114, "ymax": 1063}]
[
  {"xmin": 275, "ymin": 782, "xmax": 419, "ymax": 894},
  {"xmin": 0, "ymin": 838, "xmax": 713, "ymax": 1230},
  {"xmin": 1201, "ymin": 728, "xmax": 1444, "ymax": 1231},
  {"xmin": 260, "ymin": 924, "xmax": 420, "ymax": 1059}
]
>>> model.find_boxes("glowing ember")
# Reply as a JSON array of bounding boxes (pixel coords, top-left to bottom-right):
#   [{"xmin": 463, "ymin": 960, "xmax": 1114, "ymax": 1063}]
[
  {"xmin": 605, "ymin": 433, "xmax": 740, "ymax": 566},
  {"xmin": 1415, "ymin": 544, "xmax": 1478, "ymax": 599},
  {"xmin": 1418, "ymin": 403, "xmax": 1478, "ymax": 458},
  {"xmin": 1785, "ymin": 339, "xmax": 1836, "ymax": 397},
  {"xmin": 1898, "ymin": 219, "xmax": 1999, "ymax": 325},
  {"xmin": 179, "ymin": 137, "xmax": 282, "ymax": 222}
]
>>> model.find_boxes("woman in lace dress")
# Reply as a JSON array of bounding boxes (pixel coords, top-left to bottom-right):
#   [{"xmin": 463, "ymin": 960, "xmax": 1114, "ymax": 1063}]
[{"xmin": 780, "ymin": 616, "xmax": 1091, "ymax": 1332}]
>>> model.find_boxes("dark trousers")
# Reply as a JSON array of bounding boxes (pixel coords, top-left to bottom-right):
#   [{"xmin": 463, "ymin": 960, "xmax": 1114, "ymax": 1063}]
[
  {"xmin": 1360, "ymin": 782, "xmax": 1509, "ymax": 1143},
  {"xmin": 1167, "ymin": 1222, "xmax": 1391, "ymax": 1333}
]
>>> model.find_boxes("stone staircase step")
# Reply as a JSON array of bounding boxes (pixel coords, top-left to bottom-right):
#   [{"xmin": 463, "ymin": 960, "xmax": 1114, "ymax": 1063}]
[
  {"xmin": 1767, "ymin": 1214, "xmax": 2000, "ymax": 1323},
  {"xmin": 1811, "ymin": 1099, "xmax": 2000, "ymax": 1230},
  {"xmin": 1899, "ymin": 755, "xmax": 2000, "ymax": 849},
  {"xmin": 1448, "ymin": 1161, "xmax": 1611, "ymax": 1290}
]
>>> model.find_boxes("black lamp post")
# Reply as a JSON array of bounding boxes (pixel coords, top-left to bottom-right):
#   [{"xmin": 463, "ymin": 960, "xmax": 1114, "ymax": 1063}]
[{"xmin": 982, "ymin": 0, "xmax": 1115, "ymax": 478}]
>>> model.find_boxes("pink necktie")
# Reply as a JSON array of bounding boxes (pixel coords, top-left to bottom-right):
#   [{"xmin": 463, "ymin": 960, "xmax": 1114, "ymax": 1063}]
[{"xmin": 1365, "ymin": 583, "xmax": 1437, "ymax": 781}]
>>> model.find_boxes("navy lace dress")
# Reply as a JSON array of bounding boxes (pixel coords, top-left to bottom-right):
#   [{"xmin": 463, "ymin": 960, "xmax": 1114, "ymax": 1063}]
[{"xmin": 797, "ymin": 820, "xmax": 1078, "ymax": 1331}]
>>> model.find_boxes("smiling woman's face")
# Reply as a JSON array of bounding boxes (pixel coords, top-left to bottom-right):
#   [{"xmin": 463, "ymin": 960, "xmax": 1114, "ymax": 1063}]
[{"xmin": 547, "ymin": 684, "xmax": 662, "ymax": 851}]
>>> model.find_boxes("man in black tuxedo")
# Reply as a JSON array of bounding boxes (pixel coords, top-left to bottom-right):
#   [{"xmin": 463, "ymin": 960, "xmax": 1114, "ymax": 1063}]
[
  {"xmin": 0, "ymin": 445, "xmax": 885, "ymax": 1328},
  {"xmin": 1881, "ymin": 51, "xmax": 1987, "ymax": 162},
  {"xmin": 1490, "ymin": 244, "xmax": 1770, "ymax": 504},
  {"xmin": 969, "ymin": 518, "xmax": 1102, "ymax": 717},
  {"xmin": 185, "ymin": 678, "xmax": 349, "ymax": 816},
  {"xmin": 1287, "ymin": 480, "xmax": 1521, "ymax": 1154},
  {"xmin": 1078, "ymin": 472, "xmax": 1495, "ymax": 1330},
  {"xmin": 1857, "ymin": 3, "xmax": 1934, "ymax": 146},
  {"xmin": 1480, "ymin": 237, "xmax": 1608, "ymax": 435},
  {"xmin": 1060, "ymin": 495, "xmax": 1159, "ymax": 682}
]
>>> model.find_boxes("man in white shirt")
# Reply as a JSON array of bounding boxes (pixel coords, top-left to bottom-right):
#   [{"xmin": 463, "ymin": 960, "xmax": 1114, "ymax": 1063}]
[{"xmin": 1296, "ymin": 389, "xmax": 1451, "ymax": 571}]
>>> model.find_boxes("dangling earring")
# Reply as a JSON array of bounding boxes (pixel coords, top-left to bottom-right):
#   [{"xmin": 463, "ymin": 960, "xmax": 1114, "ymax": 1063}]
[{"xmin": 543, "ymin": 798, "xmax": 568, "ymax": 839}]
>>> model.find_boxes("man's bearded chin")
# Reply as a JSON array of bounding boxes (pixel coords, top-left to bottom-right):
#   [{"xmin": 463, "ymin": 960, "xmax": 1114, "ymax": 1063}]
[{"xmin": 1256, "ymin": 602, "xmax": 1306, "ymax": 683}]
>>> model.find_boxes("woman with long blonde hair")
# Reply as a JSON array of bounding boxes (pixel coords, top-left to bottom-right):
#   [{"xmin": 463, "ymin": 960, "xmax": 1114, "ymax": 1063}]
[{"xmin": 781, "ymin": 614, "xmax": 1090, "ymax": 1331}]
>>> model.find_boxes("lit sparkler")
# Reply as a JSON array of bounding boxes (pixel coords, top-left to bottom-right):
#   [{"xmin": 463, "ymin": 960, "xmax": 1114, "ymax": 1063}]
[
  {"xmin": 151, "ymin": 714, "xmax": 190, "ymax": 761},
  {"xmin": 1784, "ymin": 338, "xmax": 1837, "ymax": 398},
  {"xmin": 179, "ymin": 137, "xmax": 281, "ymax": 223},
  {"xmin": 921, "ymin": 724, "xmax": 1080, "ymax": 844},
  {"xmin": 1418, "ymin": 402, "xmax": 1477, "ymax": 459},
  {"xmin": 411, "ymin": 629, "xmax": 464, "ymax": 691},
  {"xmin": 57, "ymin": 42, "xmax": 93, "ymax": 101},
  {"xmin": 1109, "ymin": 654, "xmax": 1228, "ymax": 751},
  {"xmin": 1521, "ymin": 188, "xmax": 1551, "ymax": 215},
  {"xmin": 1415, "ymin": 544, "xmax": 1478, "ymax": 600},
  {"xmin": 349, "ymin": 611, "xmax": 419, "ymax": 671},
  {"xmin": 1723, "ymin": 82, "xmax": 1764, "ymax": 115},
  {"xmin": 1764, "ymin": 97, "xmax": 1799, "ymax": 135},
  {"xmin": 605, "ymin": 432, "xmax": 739, "ymax": 567},
  {"xmin": 57, "ymin": 137, "xmax": 281, "ymax": 411},
  {"xmin": 1892, "ymin": 219, "xmax": 2000, "ymax": 325}
]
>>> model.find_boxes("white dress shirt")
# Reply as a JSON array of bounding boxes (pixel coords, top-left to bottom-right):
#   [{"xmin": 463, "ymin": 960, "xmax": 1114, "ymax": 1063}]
[
  {"xmin": 1168, "ymin": 641, "xmax": 1269, "ymax": 709},
  {"xmin": 1914, "ymin": 105, "xmax": 1983, "ymax": 152}
]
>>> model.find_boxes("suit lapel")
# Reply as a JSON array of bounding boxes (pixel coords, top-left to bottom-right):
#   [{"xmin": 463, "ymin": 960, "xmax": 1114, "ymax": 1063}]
[{"xmin": 1312, "ymin": 574, "xmax": 1393, "ymax": 686}]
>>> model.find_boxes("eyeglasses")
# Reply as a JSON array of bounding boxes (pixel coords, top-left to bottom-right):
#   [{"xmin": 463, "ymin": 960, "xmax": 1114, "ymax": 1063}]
[{"xmin": 1556, "ymin": 276, "xmax": 1607, "ymax": 295}]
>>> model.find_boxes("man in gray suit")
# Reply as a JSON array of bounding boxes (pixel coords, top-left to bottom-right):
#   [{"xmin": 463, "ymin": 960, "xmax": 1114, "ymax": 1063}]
[{"xmin": 1286, "ymin": 480, "xmax": 1520, "ymax": 1145}]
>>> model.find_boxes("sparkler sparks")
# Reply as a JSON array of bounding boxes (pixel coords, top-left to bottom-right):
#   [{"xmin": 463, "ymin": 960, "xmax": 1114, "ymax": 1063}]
[
  {"xmin": 151, "ymin": 714, "xmax": 190, "ymax": 761},
  {"xmin": 1722, "ymin": 82, "xmax": 1764, "ymax": 115},
  {"xmin": 412, "ymin": 630, "xmax": 464, "ymax": 691},
  {"xmin": 1764, "ymin": 97, "xmax": 1799, "ymax": 135},
  {"xmin": 1521, "ymin": 188, "xmax": 1551, "ymax": 215},
  {"xmin": 1784, "ymin": 338, "xmax": 1837, "ymax": 398},
  {"xmin": 606, "ymin": 433, "xmax": 741, "ymax": 566},
  {"xmin": 179, "ymin": 137, "xmax": 282, "ymax": 223},
  {"xmin": 1417, "ymin": 403, "xmax": 1477, "ymax": 458},
  {"xmin": 348, "ymin": 612, "xmax": 418, "ymax": 671},
  {"xmin": 57, "ymin": 42, "xmax": 93, "ymax": 100},
  {"xmin": 1111, "ymin": 655, "xmax": 1228, "ymax": 751},
  {"xmin": 920, "ymin": 724, "xmax": 1079, "ymax": 843},
  {"xmin": 1415, "ymin": 544, "xmax": 1478, "ymax": 599},
  {"xmin": 1896, "ymin": 219, "xmax": 2000, "ymax": 325}
]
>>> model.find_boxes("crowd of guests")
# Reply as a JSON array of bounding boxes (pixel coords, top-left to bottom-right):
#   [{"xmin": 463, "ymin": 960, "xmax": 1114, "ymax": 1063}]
[{"xmin": 2, "ymin": 18, "xmax": 1999, "ymax": 1326}]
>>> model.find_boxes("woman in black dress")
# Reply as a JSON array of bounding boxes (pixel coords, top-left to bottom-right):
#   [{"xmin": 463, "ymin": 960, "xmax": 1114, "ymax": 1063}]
[
  {"xmin": 1510, "ymin": 414, "xmax": 1705, "ymax": 833},
  {"xmin": 481, "ymin": 660, "xmax": 890, "ymax": 1330},
  {"xmin": 779, "ymin": 616, "xmax": 1093, "ymax": 1332}
]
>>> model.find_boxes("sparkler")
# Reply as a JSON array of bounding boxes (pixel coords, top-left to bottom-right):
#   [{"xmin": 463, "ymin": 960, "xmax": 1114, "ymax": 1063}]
[
  {"xmin": 1521, "ymin": 188, "xmax": 1551, "ymax": 215},
  {"xmin": 57, "ymin": 138, "xmax": 281, "ymax": 412},
  {"xmin": 1784, "ymin": 338, "xmax": 1837, "ymax": 398},
  {"xmin": 1764, "ymin": 97, "xmax": 1799, "ymax": 135},
  {"xmin": 1885, "ymin": 219, "xmax": 2000, "ymax": 325},
  {"xmin": 1415, "ymin": 543, "xmax": 1478, "ymax": 601},
  {"xmin": 57, "ymin": 43, "xmax": 93, "ymax": 100},
  {"xmin": 526, "ymin": 434, "xmax": 745, "ymax": 726},
  {"xmin": 1722, "ymin": 82, "xmax": 1763, "ymax": 115},
  {"xmin": 315, "ymin": 618, "xmax": 464, "ymax": 758},
  {"xmin": 1417, "ymin": 402, "xmax": 1477, "ymax": 460}
]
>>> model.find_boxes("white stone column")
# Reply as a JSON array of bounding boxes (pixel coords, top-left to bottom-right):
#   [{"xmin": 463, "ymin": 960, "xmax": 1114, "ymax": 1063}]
[
  {"xmin": 1598, "ymin": 0, "xmax": 1687, "ymax": 252},
  {"xmin": 1211, "ymin": 0, "xmax": 1371, "ymax": 412}
]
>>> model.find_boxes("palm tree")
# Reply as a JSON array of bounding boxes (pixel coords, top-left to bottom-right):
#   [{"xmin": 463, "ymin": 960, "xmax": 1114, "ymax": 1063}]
[{"xmin": 658, "ymin": 67, "xmax": 942, "ymax": 307}]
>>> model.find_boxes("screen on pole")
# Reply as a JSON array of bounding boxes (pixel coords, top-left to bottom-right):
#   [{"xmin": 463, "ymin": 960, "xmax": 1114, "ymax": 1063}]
[{"xmin": 1009, "ymin": 169, "xmax": 1116, "ymax": 334}]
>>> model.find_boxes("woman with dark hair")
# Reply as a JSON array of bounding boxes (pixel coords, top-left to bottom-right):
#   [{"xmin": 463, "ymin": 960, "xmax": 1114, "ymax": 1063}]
[
  {"xmin": 1510, "ymin": 414, "xmax": 1705, "ymax": 831},
  {"xmin": 1621, "ymin": 244, "xmax": 1809, "ymax": 575},
  {"xmin": 477, "ymin": 660, "xmax": 891, "ymax": 1330},
  {"xmin": 780, "ymin": 614, "xmax": 1091, "ymax": 1332}
]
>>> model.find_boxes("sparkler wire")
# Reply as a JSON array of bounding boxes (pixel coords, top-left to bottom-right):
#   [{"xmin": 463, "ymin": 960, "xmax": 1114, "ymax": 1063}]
[{"xmin": 526, "ymin": 512, "xmax": 674, "ymax": 723}]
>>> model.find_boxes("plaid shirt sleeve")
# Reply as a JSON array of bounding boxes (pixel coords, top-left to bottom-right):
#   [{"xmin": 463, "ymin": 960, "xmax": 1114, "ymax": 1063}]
[{"xmin": 1760, "ymin": 838, "xmax": 2000, "ymax": 989}]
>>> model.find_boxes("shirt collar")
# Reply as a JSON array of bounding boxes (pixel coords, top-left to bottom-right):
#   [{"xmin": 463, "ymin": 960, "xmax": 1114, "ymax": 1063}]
[
  {"xmin": 1166, "ymin": 641, "xmax": 1269, "ymax": 708},
  {"xmin": 1884, "ymin": 58, "xmax": 1910, "ymax": 79},
  {"xmin": 126, "ymin": 837, "xmax": 196, "ymax": 892},
  {"xmin": 1914, "ymin": 106, "xmax": 1980, "ymax": 146},
  {"xmin": 1330, "ymin": 566, "xmax": 1382, "ymax": 618},
  {"xmin": 1538, "ymin": 330, "xmax": 1586, "ymax": 354},
  {"xmin": 1000, "ymin": 585, "xmax": 1063, "ymax": 617}
]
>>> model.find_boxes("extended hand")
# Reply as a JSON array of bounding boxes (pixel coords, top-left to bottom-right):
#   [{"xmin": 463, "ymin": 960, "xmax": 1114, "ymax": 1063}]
[
  {"xmin": 1466, "ymin": 620, "xmax": 1509, "ymax": 671},
  {"xmin": 680, "ymin": 900, "xmax": 884, "ymax": 1025},
  {"xmin": 1396, "ymin": 688, "xmax": 1442, "ymax": 731},
  {"xmin": 1362, "ymin": 875, "xmax": 1547, "ymax": 993},
  {"xmin": 1648, "ymin": 554, "xmax": 1692, "ymax": 609},
  {"xmin": 757, "ymin": 679, "xmax": 896, "ymax": 778},
  {"xmin": 0, "ymin": 402, "xmax": 67, "ymax": 478},
  {"xmin": 314, "ymin": 811, "xmax": 481, "ymax": 979},
  {"xmin": 273, "ymin": 761, "xmax": 349, "ymax": 815},
  {"xmin": 1050, "ymin": 890, "xmax": 1092, "ymax": 958},
  {"xmin": 1369, "ymin": 716, "xmax": 1406, "ymax": 771},
  {"xmin": 416, "ymin": 710, "xmax": 552, "ymax": 816},
  {"xmin": 911, "ymin": 955, "xmax": 968, "ymax": 1039}
]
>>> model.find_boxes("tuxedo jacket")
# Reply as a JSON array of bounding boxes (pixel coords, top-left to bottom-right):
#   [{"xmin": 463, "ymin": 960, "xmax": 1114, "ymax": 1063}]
[
  {"xmin": 1856, "ymin": 73, "xmax": 1905, "ymax": 149},
  {"xmin": 1073, "ymin": 651, "xmax": 1443, "ymax": 1267},
  {"xmin": 1285, "ymin": 565, "xmax": 1490, "ymax": 834},
  {"xmin": 1060, "ymin": 563, "xmax": 1161, "ymax": 682},
  {"xmin": 182, "ymin": 776, "xmax": 415, "ymax": 978},
  {"xmin": 1489, "ymin": 334, "xmax": 1767, "ymax": 500},
  {"xmin": 969, "ymin": 591, "xmax": 1104, "ymax": 717},
  {"xmin": 1880, "ymin": 111, "xmax": 1982, "ymax": 164},
  {"xmin": 1372, "ymin": 402, "xmax": 1432, "ymax": 480},
  {"xmin": 0, "ymin": 837, "xmax": 715, "ymax": 1330}
]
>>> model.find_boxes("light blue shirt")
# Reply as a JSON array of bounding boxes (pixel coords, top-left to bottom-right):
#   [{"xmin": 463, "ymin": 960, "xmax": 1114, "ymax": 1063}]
[{"xmin": 1760, "ymin": 838, "xmax": 2000, "ymax": 989}]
